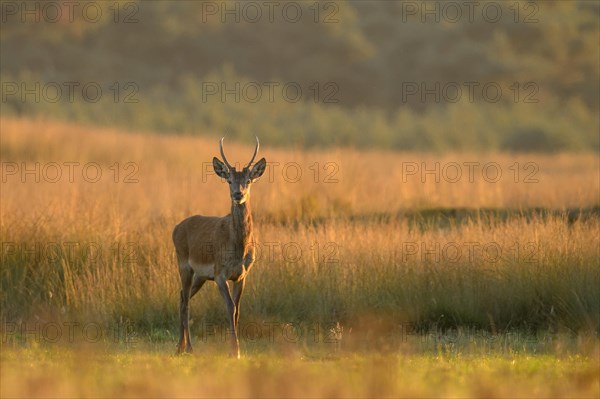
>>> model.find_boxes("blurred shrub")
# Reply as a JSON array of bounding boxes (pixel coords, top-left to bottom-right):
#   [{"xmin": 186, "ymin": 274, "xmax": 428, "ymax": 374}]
[
  {"xmin": 502, "ymin": 128, "xmax": 571, "ymax": 153},
  {"xmin": 1, "ymin": 1, "xmax": 598, "ymax": 152}
]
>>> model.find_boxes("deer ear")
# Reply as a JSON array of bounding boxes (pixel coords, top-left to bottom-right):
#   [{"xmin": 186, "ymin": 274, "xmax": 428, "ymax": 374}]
[
  {"xmin": 213, "ymin": 157, "xmax": 229, "ymax": 179},
  {"xmin": 249, "ymin": 158, "xmax": 266, "ymax": 180}
]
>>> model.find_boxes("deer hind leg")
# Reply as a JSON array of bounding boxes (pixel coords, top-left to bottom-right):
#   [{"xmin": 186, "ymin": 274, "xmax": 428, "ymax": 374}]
[
  {"xmin": 177, "ymin": 260, "xmax": 193, "ymax": 354},
  {"xmin": 189, "ymin": 274, "xmax": 207, "ymax": 299}
]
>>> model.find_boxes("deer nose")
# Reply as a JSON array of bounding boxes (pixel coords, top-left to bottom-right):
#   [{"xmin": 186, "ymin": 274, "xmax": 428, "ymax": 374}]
[{"xmin": 233, "ymin": 192, "xmax": 243, "ymax": 201}]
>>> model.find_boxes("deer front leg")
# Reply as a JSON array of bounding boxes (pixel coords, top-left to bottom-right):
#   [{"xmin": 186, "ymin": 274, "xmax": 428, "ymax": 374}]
[
  {"xmin": 215, "ymin": 274, "xmax": 240, "ymax": 359},
  {"xmin": 232, "ymin": 278, "xmax": 246, "ymax": 328}
]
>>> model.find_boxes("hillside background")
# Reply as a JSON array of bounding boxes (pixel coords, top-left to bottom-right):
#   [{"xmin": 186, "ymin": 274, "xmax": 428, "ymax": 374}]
[{"xmin": 1, "ymin": 0, "xmax": 598, "ymax": 151}]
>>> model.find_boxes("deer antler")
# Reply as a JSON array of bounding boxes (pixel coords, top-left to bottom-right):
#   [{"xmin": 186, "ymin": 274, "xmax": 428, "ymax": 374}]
[
  {"xmin": 219, "ymin": 137, "xmax": 233, "ymax": 169},
  {"xmin": 246, "ymin": 136, "xmax": 260, "ymax": 168}
]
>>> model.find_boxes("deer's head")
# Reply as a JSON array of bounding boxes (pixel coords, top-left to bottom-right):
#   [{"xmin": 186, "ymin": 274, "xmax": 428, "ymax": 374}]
[{"xmin": 213, "ymin": 137, "xmax": 266, "ymax": 205}]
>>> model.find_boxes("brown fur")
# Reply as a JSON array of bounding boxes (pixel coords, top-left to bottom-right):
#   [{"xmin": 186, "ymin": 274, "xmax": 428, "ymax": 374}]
[
  {"xmin": 172, "ymin": 202, "xmax": 255, "ymax": 281},
  {"xmin": 173, "ymin": 139, "xmax": 266, "ymax": 358}
]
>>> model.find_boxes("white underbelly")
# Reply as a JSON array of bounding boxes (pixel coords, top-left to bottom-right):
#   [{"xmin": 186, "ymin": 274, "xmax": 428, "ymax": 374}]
[{"xmin": 189, "ymin": 261, "xmax": 215, "ymax": 279}]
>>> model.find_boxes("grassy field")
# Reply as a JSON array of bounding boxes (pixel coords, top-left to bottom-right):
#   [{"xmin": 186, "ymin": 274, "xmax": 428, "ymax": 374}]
[
  {"xmin": 1, "ymin": 335, "xmax": 599, "ymax": 398},
  {"xmin": 1, "ymin": 117, "xmax": 599, "ymax": 397}
]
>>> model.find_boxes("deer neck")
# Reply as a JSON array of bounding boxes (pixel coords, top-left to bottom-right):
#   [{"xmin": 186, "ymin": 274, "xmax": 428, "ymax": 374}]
[{"xmin": 230, "ymin": 200, "xmax": 253, "ymax": 257}]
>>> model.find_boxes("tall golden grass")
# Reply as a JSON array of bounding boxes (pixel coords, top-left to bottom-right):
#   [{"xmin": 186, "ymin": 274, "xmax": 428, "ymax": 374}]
[{"xmin": 1, "ymin": 117, "xmax": 599, "ymax": 336}]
